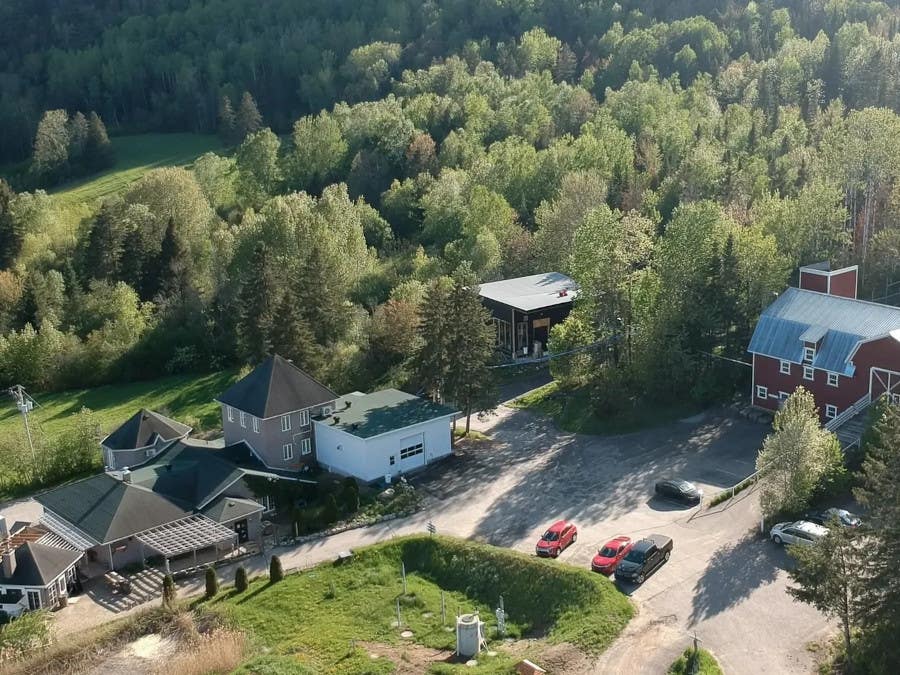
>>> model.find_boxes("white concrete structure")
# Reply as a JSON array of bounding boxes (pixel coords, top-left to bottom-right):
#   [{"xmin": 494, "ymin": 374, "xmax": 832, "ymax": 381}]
[{"xmin": 313, "ymin": 389, "xmax": 457, "ymax": 483}]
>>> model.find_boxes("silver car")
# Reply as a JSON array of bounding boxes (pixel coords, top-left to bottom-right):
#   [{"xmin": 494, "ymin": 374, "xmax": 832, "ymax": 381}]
[{"xmin": 770, "ymin": 520, "xmax": 829, "ymax": 546}]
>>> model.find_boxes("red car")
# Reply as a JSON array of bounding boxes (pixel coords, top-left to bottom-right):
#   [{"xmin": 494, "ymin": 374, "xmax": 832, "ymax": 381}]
[
  {"xmin": 535, "ymin": 520, "xmax": 578, "ymax": 558},
  {"xmin": 591, "ymin": 536, "xmax": 633, "ymax": 575}
]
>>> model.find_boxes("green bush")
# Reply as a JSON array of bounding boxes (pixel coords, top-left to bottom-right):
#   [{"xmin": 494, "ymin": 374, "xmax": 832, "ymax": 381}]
[
  {"xmin": 161, "ymin": 574, "xmax": 176, "ymax": 608},
  {"xmin": 669, "ymin": 646, "xmax": 723, "ymax": 674},
  {"xmin": 322, "ymin": 494, "xmax": 339, "ymax": 524},
  {"xmin": 235, "ymin": 566, "xmax": 249, "ymax": 593},
  {"xmin": 205, "ymin": 566, "xmax": 219, "ymax": 598},
  {"xmin": 269, "ymin": 555, "xmax": 284, "ymax": 583}
]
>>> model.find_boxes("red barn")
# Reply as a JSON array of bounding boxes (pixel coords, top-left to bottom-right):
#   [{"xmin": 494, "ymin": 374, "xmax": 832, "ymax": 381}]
[{"xmin": 748, "ymin": 262, "xmax": 900, "ymax": 430}]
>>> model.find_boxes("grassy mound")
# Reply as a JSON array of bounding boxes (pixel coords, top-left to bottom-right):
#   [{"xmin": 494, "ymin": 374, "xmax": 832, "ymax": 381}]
[
  {"xmin": 210, "ymin": 535, "xmax": 632, "ymax": 673},
  {"xmin": 669, "ymin": 647, "xmax": 724, "ymax": 675}
]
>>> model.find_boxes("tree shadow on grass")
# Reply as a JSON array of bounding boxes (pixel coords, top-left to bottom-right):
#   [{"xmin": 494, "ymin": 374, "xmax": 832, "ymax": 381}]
[{"xmin": 689, "ymin": 530, "xmax": 788, "ymax": 626}]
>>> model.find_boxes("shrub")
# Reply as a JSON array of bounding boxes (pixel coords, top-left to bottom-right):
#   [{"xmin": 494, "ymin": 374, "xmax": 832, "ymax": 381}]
[
  {"xmin": 269, "ymin": 555, "xmax": 284, "ymax": 583},
  {"xmin": 322, "ymin": 494, "xmax": 339, "ymax": 524},
  {"xmin": 341, "ymin": 483, "xmax": 360, "ymax": 512},
  {"xmin": 235, "ymin": 566, "xmax": 249, "ymax": 593},
  {"xmin": 205, "ymin": 566, "xmax": 219, "ymax": 598},
  {"xmin": 161, "ymin": 574, "xmax": 177, "ymax": 608}
]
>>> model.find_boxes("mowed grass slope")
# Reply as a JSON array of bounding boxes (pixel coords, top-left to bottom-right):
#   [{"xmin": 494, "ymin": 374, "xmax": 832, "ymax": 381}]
[
  {"xmin": 0, "ymin": 369, "xmax": 239, "ymax": 440},
  {"xmin": 51, "ymin": 133, "xmax": 222, "ymax": 205},
  {"xmin": 210, "ymin": 536, "xmax": 633, "ymax": 674}
]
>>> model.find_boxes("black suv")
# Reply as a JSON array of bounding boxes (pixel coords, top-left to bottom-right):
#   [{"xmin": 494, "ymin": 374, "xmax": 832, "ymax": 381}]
[
  {"xmin": 654, "ymin": 478, "xmax": 702, "ymax": 505},
  {"xmin": 614, "ymin": 534, "xmax": 673, "ymax": 584}
]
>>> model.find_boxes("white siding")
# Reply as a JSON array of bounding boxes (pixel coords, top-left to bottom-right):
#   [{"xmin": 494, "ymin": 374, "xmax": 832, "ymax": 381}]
[{"xmin": 313, "ymin": 417, "xmax": 454, "ymax": 483}]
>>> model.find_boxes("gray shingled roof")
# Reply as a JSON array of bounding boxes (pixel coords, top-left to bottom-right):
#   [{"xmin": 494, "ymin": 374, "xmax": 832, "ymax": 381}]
[
  {"xmin": 748, "ymin": 287, "xmax": 900, "ymax": 375},
  {"xmin": 216, "ymin": 354, "xmax": 337, "ymax": 418},
  {"xmin": 0, "ymin": 542, "xmax": 82, "ymax": 587},
  {"xmin": 478, "ymin": 272, "xmax": 579, "ymax": 312},
  {"xmin": 35, "ymin": 473, "xmax": 192, "ymax": 544},
  {"xmin": 324, "ymin": 389, "xmax": 457, "ymax": 439},
  {"xmin": 201, "ymin": 495, "xmax": 263, "ymax": 523},
  {"xmin": 101, "ymin": 409, "xmax": 191, "ymax": 451}
]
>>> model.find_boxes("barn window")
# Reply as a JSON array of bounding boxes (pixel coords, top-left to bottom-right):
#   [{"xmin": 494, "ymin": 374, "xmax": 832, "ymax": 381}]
[
  {"xmin": 803, "ymin": 346, "xmax": 815, "ymax": 363},
  {"xmin": 803, "ymin": 366, "xmax": 814, "ymax": 381},
  {"xmin": 756, "ymin": 385, "xmax": 768, "ymax": 400},
  {"xmin": 779, "ymin": 360, "xmax": 791, "ymax": 375},
  {"xmin": 827, "ymin": 373, "xmax": 839, "ymax": 387},
  {"xmin": 825, "ymin": 404, "xmax": 838, "ymax": 419}
]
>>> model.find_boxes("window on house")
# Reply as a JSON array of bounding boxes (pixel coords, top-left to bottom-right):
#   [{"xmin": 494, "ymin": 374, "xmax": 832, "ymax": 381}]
[
  {"xmin": 891, "ymin": 393, "xmax": 900, "ymax": 405},
  {"xmin": 825, "ymin": 404, "xmax": 838, "ymax": 419},
  {"xmin": 779, "ymin": 360, "xmax": 791, "ymax": 375},
  {"xmin": 227, "ymin": 406, "xmax": 234, "ymax": 422},
  {"xmin": 827, "ymin": 372, "xmax": 839, "ymax": 387},
  {"xmin": 252, "ymin": 416, "xmax": 260, "ymax": 433},
  {"xmin": 493, "ymin": 318, "xmax": 511, "ymax": 349},
  {"xmin": 281, "ymin": 415, "xmax": 291, "ymax": 432},
  {"xmin": 389, "ymin": 455, "xmax": 395, "ymax": 466},
  {"xmin": 780, "ymin": 391, "xmax": 789, "ymax": 399},
  {"xmin": 300, "ymin": 438, "xmax": 312, "ymax": 455},
  {"xmin": 256, "ymin": 495, "xmax": 275, "ymax": 513},
  {"xmin": 803, "ymin": 366, "xmax": 814, "ymax": 381},
  {"xmin": 803, "ymin": 346, "xmax": 815, "ymax": 363},
  {"xmin": 400, "ymin": 442, "xmax": 424, "ymax": 460},
  {"xmin": 516, "ymin": 322, "xmax": 528, "ymax": 353},
  {"xmin": 239, "ymin": 411, "xmax": 247, "ymax": 428},
  {"xmin": 756, "ymin": 385, "xmax": 768, "ymax": 400},
  {"xmin": 299, "ymin": 409, "xmax": 310, "ymax": 427},
  {"xmin": 282, "ymin": 443, "xmax": 294, "ymax": 461}
]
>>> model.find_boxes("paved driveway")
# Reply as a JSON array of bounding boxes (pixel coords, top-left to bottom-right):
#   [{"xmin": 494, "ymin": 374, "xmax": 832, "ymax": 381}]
[{"xmin": 1, "ymin": 403, "xmax": 829, "ymax": 672}]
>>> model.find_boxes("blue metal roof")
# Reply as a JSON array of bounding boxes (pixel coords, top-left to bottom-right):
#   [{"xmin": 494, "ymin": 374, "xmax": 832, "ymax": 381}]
[{"xmin": 748, "ymin": 287, "xmax": 900, "ymax": 375}]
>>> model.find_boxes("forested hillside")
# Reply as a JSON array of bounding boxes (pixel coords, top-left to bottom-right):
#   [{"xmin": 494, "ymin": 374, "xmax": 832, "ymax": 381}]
[{"xmin": 2, "ymin": 0, "xmax": 900, "ymax": 413}]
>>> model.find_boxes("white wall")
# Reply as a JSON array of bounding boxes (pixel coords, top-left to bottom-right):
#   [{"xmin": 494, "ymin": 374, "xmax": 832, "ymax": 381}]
[{"xmin": 313, "ymin": 416, "xmax": 454, "ymax": 483}]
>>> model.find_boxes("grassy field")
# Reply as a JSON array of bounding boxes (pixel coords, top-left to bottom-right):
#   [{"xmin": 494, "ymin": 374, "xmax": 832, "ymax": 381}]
[
  {"xmin": 510, "ymin": 380, "xmax": 703, "ymax": 435},
  {"xmin": 208, "ymin": 536, "xmax": 634, "ymax": 674},
  {"xmin": 668, "ymin": 647, "xmax": 724, "ymax": 675},
  {"xmin": 51, "ymin": 133, "xmax": 222, "ymax": 206},
  {"xmin": 0, "ymin": 369, "xmax": 239, "ymax": 441}
]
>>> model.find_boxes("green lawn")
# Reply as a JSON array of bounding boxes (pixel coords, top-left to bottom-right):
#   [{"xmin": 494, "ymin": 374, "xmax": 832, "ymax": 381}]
[
  {"xmin": 51, "ymin": 133, "xmax": 223, "ymax": 205},
  {"xmin": 0, "ymin": 369, "xmax": 239, "ymax": 441},
  {"xmin": 669, "ymin": 647, "xmax": 724, "ymax": 675},
  {"xmin": 208, "ymin": 536, "xmax": 633, "ymax": 674},
  {"xmin": 509, "ymin": 380, "xmax": 703, "ymax": 435}
]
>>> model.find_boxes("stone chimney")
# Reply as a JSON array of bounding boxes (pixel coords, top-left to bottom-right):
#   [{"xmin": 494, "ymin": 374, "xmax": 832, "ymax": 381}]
[
  {"xmin": 798, "ymin": 262, "xmax": 858, "ymax": 299},
  {"xmin": 1, "ymin": 550, "xmax": 16, "ymax": 579},
  {"xmin": 0, "ymin": 516, "xmax": 8, "ymax": 542}
]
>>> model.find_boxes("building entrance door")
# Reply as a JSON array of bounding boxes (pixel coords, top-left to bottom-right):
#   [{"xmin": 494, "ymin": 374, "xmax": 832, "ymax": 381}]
[
  {"xmin": 234, "ymin": 519, "xmax": 249, "ymax": 543},
  {"xmin": 27, "ymin": 590, "xmax": 41, "ymax": 610},
  {"xmin": 532, "ymin": 318, "xmax": 550, "ymax": 352}
]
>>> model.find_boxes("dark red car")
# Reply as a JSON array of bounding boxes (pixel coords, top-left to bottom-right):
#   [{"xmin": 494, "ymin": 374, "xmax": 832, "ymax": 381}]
[
  {"xmin": 591, "ymin": 536, "xmax": 633, "ymax": 575},
  {"xmin": 535, "ymin": 520, "xmax": 578, "ymax": 558}
]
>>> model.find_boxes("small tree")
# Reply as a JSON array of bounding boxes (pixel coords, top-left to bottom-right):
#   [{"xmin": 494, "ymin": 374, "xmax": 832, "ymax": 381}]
[
  {"xmin": 236, "ymin": 91, "xmax": 263, "ymax": 141},
  {"xmin": 341, "ymin": 477, "xmax": 360, "ymax": 513},
  {"xmin": 756, "ymin": 387, "xmax": 843, "ymax": 517},
  {"xmin": 269, "ymin": 555, "xmax": 284, "ymax": 583},
  {"xmin": 788, "ymin": 522, "xmax": 862, "ymax": 671},
  {"xmin": 234, "ymin": 565, "xmax": 249, "ymax": 593},
  {"xmin": 322, "ymin": 494, "xmax": 340, "ymax": 525},
  {"xmin": 205, "ymin": 566, "xmax": 219, "ymax": 598},
  {"xmin": 161, "ymin": 574, "xmax": 176, "ymax": 609}
]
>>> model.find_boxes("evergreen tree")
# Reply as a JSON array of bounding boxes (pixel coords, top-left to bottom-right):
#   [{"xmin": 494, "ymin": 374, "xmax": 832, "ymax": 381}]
[
  {"xmin": 236, "ymin": 91, "xmax": 263, "ymax": 141},
  {"xmin": 269, "ymin": 555, "xmax": 284, "ymax": 583},
  {"xmin": 204, "ymin": 566, "xmax": 219, "ymax": 598},
  {"xmin": 217, "ymin": 95, "xmax": 238, "ymax": 145},
  {"xmin": 413, "ymin": 275, "xmax": 455, "ymax": 403},
  {"xmin": 154, "ymin": 217, "xmax": 190, "ymax": 303},
  {"xmin": 32, "ymin": 109, "xmax": 70, "ymax": 178},
  {"xmin": 0, "ymin": 179, "xmax": 21, "ymax": 269},
  {"xmin": 237, "ymin": 241, "xmax": 279, "ymax": 363},
  {"xmin": 66, "ymin": 111, "xmax": 89, "ymax": 163},
  {"xmin": 84, "ymin": 112, "xmax": 114, "ymax": 170},
  {"xmin": 443, "ymin": 263, "xmax": 497, "ymax": 434},
  {"xmin": 234, "ymin": 565, "xmax": 249, "ymax": 592},
  {"xmin": 161, "ymin": 574, "xmax": 177, "ymax": 609},
  {"xmin": 269, "ymin": 289, "xmax": 324, "ymax": 376},
  {"xmin": 296, "ymin": 245, "xmax": 348, "ymax": 346},
  {"xmin": 81, "ymin": 202, "xmax": 126, "ymax": 281}
]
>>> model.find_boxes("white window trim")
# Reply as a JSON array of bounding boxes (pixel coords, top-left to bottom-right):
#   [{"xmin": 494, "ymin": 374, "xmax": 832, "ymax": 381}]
[
  {"xmin": 240, "ymin": 411, "xmax": 247, "ymax": 428},
  {"xmin": 252, "ymin": 416, "xmax": 260, "ymax": 433},
  {"xmin": 299, "ymin": 409, "xmax": 310, "ymax": 427},
  {"xmin": 803, "ymin": 346, "xmax": 815, "ymax": 363},
  {"xmin": 779, "ymin": 391, "xmax": 789, "ymax": 399},
  {"xmin": 825, "ymin": 404, "xmax": 838, "ymax": 420},
  {"xmin": 226, "ymin": 406, "xmax": 234, "ymax": 422},
  {"xmin": 803, "ymin": 366, "xmax": 814, "ymax": 381},
  {"xmin": 281, "ymin": 414, "xmax": 291, "ymax": 432},
  {"xmin": 282, "ymin": 443, "xmax": 294, "ymax": 461},
  {"xmin": 779, "ymin": 360, "xmax": 791, "ymax": 375},
  {"xmin": 827, "ymin": 372, "xmax": 839, "ymax": 387},
  {"xmin": 756, "ymin": 385, "xmax": 768, "ymax": 400},
  {"xmin": 300, "ymin": 438, "xmax": 312, "ymax": 455}
]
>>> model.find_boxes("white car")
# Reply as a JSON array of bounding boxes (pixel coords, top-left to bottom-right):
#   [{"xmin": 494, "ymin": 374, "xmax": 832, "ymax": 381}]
[{"xmin": 770, "ymin": 520, "xmax": 829, "ymax": 546}]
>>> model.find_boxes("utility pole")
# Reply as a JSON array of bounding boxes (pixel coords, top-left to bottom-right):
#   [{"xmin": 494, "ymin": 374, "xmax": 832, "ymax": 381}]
[{"xmin": 8, "ymin": 385, "xmax": 37, "ymax": 468}]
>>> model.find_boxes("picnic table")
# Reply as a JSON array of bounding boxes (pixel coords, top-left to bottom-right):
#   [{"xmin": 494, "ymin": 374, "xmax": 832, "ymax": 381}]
[{"xmin": 104, "ymin": 571, "xmax": 131, "ymax": 594}]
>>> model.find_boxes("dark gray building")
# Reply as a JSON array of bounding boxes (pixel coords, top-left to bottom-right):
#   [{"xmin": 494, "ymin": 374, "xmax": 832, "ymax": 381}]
[
  {"xmin": 478, "ymin": 272, "xmax": 579, "ymax": 360},
  {"xmin": 101, "ymin": 409, "xmax": 191, "ymax": 470}
]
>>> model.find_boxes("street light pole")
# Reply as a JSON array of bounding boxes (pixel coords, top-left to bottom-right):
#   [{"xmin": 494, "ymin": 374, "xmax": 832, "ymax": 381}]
[{"xmin": 8, "ymin": 385, "xmax": 37, "ymax": 468}]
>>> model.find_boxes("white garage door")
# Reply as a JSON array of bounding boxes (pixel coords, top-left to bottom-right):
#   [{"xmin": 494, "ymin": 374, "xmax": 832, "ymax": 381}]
[{"xmin": 398, "ymin": 434, "xmax": 425, "ymax": 471}]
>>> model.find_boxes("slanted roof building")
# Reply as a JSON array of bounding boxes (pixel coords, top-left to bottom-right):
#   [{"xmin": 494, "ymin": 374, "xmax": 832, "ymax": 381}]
[
  {"xmin": 101, "ymin": 408, "xmax": 191, "ymax": 470},
  {"xmin": 478, "ymin": 272, "xmax": 579, "ymax": 360}
]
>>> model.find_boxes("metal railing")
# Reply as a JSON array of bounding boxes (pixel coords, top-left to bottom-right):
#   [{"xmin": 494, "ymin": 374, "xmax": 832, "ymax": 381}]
[{"xmin": 824, "ymin": 393, "xmax": 871, "ymax": 432}]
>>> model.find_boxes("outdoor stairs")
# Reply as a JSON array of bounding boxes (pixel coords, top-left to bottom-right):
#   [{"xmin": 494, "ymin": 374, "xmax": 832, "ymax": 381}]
[{"xmin": 826, "ymin": 394, "xmax": 872, "ymax": 450}]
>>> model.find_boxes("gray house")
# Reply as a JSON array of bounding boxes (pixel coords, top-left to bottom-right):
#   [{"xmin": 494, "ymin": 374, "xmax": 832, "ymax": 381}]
[
  {"xmin": 101, "ymin": 409, "xmax": 191, "ymax": 470},
  {"xmin": 0, "ymin": 540, "xmax": 82, "ymax": 617},
  {"xmin": 216, "ymin": 355, "xmax": 337, "ymax": 472}
]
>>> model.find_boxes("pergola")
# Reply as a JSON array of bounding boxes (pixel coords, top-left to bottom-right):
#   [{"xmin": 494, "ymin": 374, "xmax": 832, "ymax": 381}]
[
  {"xmin": 136, "ymin": 515, "xmax": 238, "ymax": 571},
  {"xmin": 40, "ymin": 510, "xmax": 97, "ymax": 551}
]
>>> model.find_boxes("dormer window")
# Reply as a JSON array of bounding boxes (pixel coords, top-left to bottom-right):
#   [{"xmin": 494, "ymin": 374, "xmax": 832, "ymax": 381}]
[{"xmin": 803, "ymin": 346, "xmax": 815, "ymax": 363}]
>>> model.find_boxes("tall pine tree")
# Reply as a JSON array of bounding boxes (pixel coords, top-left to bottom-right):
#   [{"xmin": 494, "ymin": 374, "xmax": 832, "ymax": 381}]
[
  {"xmin": 0, "ymin": 179, "xmax": 21, "ymax": 269},
  {"xmin": 237, "ymin": 241, "xmax": 279, "ymax": 363},
  {"xmin": 217, "ymin": 95, "xmax": 238, "ymax": 145},
  {"xmin": 413, "ymin": 275, "xmax": 455, "ymax": 403},
  {"xmin": 236, "ymin": 92, "xmax": 263, "ymax": 142},
  {"xmin": 270, "ymin": 288, "xmax": 324, "ymax": 376},
  {"xmin": 85, "ymin": 112, "xmax": 114, "ymax": 170}
]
